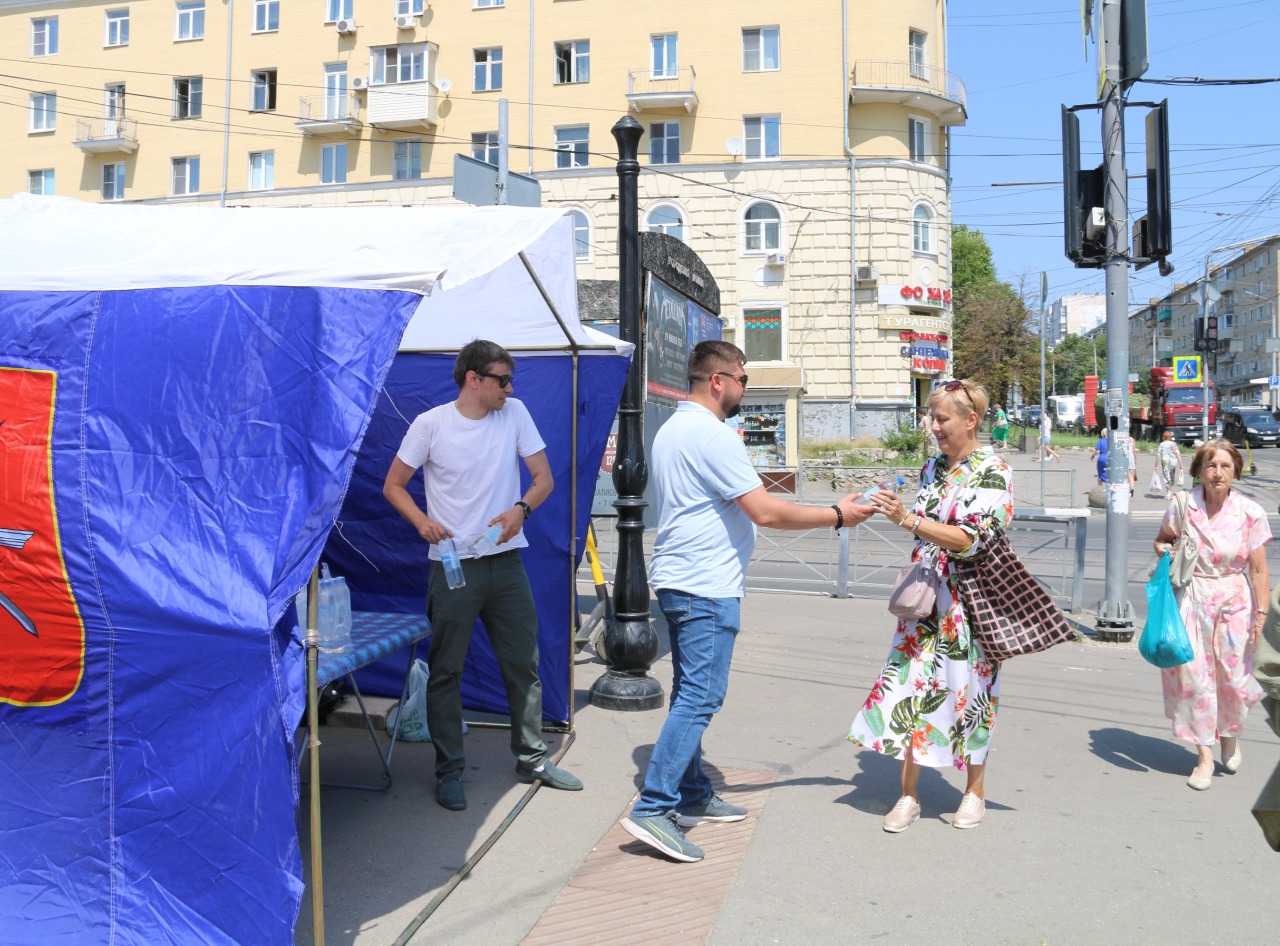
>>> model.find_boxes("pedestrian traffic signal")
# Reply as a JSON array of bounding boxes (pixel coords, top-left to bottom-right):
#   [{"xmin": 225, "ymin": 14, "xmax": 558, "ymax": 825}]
[
  {"xmin": 1194, "ymin": 316, "xmax": 1205, "ymax": 351},
  {"xmin": 1206, "ymin": 315, "xmax": 1219, "ymax": 351}
]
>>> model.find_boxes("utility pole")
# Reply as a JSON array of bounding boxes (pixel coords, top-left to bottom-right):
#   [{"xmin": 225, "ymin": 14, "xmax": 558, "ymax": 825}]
[
  {"xmin": 1097, "ymin": 0, "xmax": 1135, "ymax": 639},
  {"xmin": 1039, "ymin": 272, "xmax": 1047, "ymax": 503}
]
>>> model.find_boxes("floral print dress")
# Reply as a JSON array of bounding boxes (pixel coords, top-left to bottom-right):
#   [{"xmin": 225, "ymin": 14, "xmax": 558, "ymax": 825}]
[
  {"xmin": 1160, "ymin": 487, "xmax": 1270, "ymax": 745},
  {"xmin": 1153, "ymin": 440, "xmax": 1181, "ymax": 494},
  {"xmin": 848, "ymin": 448, "xmax": 1013, "ymax": 769}
]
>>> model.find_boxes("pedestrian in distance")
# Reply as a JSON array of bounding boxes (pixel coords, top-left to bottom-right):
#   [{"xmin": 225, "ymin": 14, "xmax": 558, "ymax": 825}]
[
  {"xmin": 1125, "ymin": 435, "xmax": 1138, "ymax": 496},
  {"xmin": 1091, "ymin": 435, "xmax": 1109, "ymax": 486},
  {"xmin": 1152, "ymin": 431, "xmax": 1183, "ymax": 500},
  {"xmin": 848, "ymin": 379, "xmax": 1013, "ymax": 832},
  {"xmin": 1152, "ymin": 439, "xmax": 1271, "ymax": 791},
  {"xmin": 382, "ymin": 339, "xmax": 582, "ymax": 812},
  {"xmin": 991, "ymin": 404, "xmax": 1009, "ymax": 452},
  {"xmin": 1034, "ymin": 412, "xmax": 1060, "ymax": 463},
  {"xmin": 621, "ymin": 340, "xmax": 875, "ymax": 863}
]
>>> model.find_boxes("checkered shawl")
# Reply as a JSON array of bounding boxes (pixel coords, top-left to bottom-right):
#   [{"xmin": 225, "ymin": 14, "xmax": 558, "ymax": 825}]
[{"xmin": 952, "ymin": 531, "xmax": 1076, "ymax": 661}]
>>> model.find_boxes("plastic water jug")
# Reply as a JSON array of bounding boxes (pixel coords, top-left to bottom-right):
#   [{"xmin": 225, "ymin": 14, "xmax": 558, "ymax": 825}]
[{"xmin": 316, "ymin": 562, "xmax": 352, "ymax": 653}]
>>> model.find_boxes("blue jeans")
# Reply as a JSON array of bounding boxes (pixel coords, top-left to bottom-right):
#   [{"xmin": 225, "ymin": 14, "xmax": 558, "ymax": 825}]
[{"xmin": 631, "ymin": 590, "xmax": 740, "ymax": 817}]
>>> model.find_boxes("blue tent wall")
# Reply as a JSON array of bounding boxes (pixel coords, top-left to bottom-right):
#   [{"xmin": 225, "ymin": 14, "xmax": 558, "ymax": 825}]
[
  {"xmin": 0, "ymin": 284, "xmax": 418, "ymax": 945},
  {"xmin": 320, "ymin": 350, "xmax": 630, "ymax": 722}
]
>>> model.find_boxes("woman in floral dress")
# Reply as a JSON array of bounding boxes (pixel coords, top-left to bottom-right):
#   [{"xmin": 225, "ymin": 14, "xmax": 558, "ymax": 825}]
[
  {"xmin": 1151, "ymin": 431, "xmax": 1183, "ymax": 499},
  {"xmin": 850, "ymin": 379, "xmax": 1013, "ymax": 832},
  {"xmin": 1153, "ymin": 439, "xmax": 1270, "ymax": 790}
]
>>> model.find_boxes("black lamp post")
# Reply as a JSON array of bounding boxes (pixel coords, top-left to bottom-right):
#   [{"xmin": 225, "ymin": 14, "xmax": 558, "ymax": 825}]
[{"xmin": 590, "ymin": 116, "xmax": 663, "ymax": 711}]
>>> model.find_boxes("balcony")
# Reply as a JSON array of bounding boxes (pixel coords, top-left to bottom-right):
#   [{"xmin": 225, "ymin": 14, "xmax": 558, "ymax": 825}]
[
  {"xmin": 366, "ymin": 80, "xmax": 439, "ymax": 130},
  {"xmin": 73, "ymin": 116, "xmax": 139, "ymax": 154},
  {"xmin": 295, "ymin": 94, "xmax": 362, "ymax": 136},
  {"xmin": 849, "ymin": 61, "xmax": 966, "ymax": 126},
  {"xmin": 625, "ymin": 66, "xmax": 697, "ymax": 113}
]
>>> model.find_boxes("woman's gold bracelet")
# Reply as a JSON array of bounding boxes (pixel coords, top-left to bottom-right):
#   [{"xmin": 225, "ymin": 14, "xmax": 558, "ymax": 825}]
[{"xmin": 897, "ymin": 513, "xmax": 910, "ymax": 528}]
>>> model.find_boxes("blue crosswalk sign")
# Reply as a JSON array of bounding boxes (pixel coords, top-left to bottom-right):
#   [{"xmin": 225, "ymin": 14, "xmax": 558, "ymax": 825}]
[
  {"xmin": 1177, "ymin": 360, "xmax": 1196, "ymax": 379},
  {"xmin": 1172, "ymin": 356, "xmax": 1202, "ymax": 384}
]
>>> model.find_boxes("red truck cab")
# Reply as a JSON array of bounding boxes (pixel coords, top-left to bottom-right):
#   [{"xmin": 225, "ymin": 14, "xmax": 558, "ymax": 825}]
[{"xmin": 1149, "ymin": 366, "xmax": 1216, "ymax": 444}]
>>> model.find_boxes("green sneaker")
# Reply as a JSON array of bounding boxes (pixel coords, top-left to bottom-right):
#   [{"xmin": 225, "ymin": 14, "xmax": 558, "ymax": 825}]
[
  {"xmin": 622, "ymin": 812, "xmax": 704, "ymax": 863},
  {"xmin": 675, "ymin": 793, "xmax": 748, "ymax": 826}
]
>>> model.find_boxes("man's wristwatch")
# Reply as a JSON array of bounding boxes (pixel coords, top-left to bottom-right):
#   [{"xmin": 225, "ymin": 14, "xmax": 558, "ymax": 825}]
[{"xmin": 516, "ymin": 501, "xmax": 532, "ymax": 519}]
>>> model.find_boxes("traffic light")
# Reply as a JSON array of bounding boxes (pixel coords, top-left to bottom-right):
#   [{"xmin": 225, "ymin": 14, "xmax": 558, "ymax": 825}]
[
  {"xmin": 1062, "ymin": 106, "xmax": 1106, "ymax": 268},
  {"xmin": 1194, "ymin": 316, "xmax": 1206, "ymax": 352},
  {"xmin": 1144, "ymin": 101, "xmax": 1172, "ymax": 259},
  {"xmin": 1206, "ymin": 315, "xmax": 1219, "ymax": 352}
]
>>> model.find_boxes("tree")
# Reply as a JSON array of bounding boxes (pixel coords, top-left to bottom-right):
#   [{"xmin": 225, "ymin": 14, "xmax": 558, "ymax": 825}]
[
  {"xmin": 950, "ymin": 224, "xmax": 999, "ymax": 341},
  {"xmin": 1051, "ymin": 332, "xmax": 1105, "ymax": 396}
]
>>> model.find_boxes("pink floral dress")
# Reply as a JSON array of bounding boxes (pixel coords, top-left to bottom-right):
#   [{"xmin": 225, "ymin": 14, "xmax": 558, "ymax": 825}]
[
  {"xmin": 1160, "ymin": 487, "xmax": 1270, "ymax": 745},
  {"xmin": 848, "ymin": 449, "xmax": 1013, "ymax": 769}
]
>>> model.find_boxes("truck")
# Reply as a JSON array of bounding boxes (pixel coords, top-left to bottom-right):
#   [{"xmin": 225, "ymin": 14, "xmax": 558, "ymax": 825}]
[
  {"xmin": 1082, "ymin": 369, "xmax": 1214, "ymax": 442},
  {"xmin": 1050, "ymin": 394, "xmax": 1084, "ymax": 432}
]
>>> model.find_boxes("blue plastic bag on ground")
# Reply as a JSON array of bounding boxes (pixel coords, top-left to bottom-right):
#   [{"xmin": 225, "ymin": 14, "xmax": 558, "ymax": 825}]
[{"xmin": 1139, "ymin": 553, "xmax": 1194, "ymax": 668}]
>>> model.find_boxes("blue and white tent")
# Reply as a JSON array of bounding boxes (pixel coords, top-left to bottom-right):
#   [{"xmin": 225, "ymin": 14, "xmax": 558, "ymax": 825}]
[{"xmin": 0, "ymin": 195, "xmax": 629, "ymax": 945}]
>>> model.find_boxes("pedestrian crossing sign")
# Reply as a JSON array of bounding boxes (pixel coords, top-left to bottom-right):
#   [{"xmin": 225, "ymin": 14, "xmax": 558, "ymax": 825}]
[{"xmin": 1173, "ymin": 356, "xmax": 1202, "ymax": 384}]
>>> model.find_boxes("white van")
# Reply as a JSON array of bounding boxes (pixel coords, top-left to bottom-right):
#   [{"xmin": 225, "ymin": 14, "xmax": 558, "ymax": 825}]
[{"xmin": 1051, "ymin": 395, "xmax": 1084, "ymax": 433}]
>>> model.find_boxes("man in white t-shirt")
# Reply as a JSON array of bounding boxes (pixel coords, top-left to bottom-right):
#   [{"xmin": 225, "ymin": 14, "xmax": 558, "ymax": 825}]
[
  {"xmin": 383, "ymin": 340, "xmax": 581, "ymax": 811},
  {"xmin": 621, "ymin": 340, "xmax": 873, "ymax": 863}
]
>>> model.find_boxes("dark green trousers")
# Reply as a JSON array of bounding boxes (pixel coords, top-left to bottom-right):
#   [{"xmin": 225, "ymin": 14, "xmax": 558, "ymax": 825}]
[{"xmin": 425, "ymin": 551, "xmax": 545, "ymax": 778}]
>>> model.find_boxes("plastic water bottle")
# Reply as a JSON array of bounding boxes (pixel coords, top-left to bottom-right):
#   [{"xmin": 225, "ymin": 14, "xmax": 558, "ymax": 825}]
[
  {"xmin": 855, "ymin": 475, "xmax": 906, "ymax": 504},
  {"xmin": 470, "ymin": 523, "xmax": 503, "ymax": 557},
  {"xmin": 439, "ymin": 537, "xmax": 466, "ymax": 590},
  {"xmin": 316, "ymin": 563, "xmax": 351, "ymax": 653}
]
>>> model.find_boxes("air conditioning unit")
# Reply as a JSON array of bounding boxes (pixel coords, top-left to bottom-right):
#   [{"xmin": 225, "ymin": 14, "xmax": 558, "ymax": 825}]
[
  {"xmin": 766, "ymin": 252, "xmax": 786, "ymax": 266},
  {"xmin": 856, "ymin": 263, "xmax": 879, "ymax": 282},
  {"xmin": 395, "ymin": 14, "xmax": 417, "ymax": 29},
  {"xmin": 335, "ymin": 18, "xmax": 357, "ymax": 35},
  {"xmin": 351, "ymin": 76, "xmax": 369, "ymax": 91}
]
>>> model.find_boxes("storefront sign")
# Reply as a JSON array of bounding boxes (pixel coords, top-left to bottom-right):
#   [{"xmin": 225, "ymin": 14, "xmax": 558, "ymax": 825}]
[
  {"xmin": 878, "ymin": 313, "xmax": 952, "ymax": 333},
  {"xmin": 879, "ymin": 284, "xmax": 953, "ymax": 310},
  {"xmin": 912, "ymin": 357, "xmax": 948, "ymax": 372}
]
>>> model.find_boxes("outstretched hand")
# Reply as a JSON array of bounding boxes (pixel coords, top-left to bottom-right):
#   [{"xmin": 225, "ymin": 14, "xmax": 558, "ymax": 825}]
[{"xmin": 835, "ymin": 494, "xmax": 876, "ymax": 527}]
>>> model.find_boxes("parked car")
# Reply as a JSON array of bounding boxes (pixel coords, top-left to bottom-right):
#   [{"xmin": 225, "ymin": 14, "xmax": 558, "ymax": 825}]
[
  {"xmin": 1018, "ymin": 405, "xmax": 1042, "ymax": 428},
  {"xmin": 1222, "ymin": 407, "xmax": 1280, "ymax": 448}
]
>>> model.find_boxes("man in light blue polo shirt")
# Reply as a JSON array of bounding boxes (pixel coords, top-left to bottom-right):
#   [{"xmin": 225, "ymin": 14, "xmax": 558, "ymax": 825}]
[{"xmin": 621, "ymin": 340, "xmax": 873, "ymax": 863}]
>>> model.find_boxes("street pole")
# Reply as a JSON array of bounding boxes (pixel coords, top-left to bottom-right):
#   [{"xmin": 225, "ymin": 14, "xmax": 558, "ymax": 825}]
[
  {"xmin": 1039, "ymin": 272, "xmax": 1047, "ymax": 503},
  {"xmin": 1098, "ymin": 0, "xmax": 1134, "ymax": 639},
  {"xmin": 590, "ymin": 116, "xmax": 663, "ymax": 711}
]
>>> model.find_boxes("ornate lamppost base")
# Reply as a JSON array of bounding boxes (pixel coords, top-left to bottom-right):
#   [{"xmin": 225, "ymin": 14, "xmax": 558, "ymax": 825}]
[{"xmin": 589, "ymin": 670, "xmax": 664, "ymax": 711}]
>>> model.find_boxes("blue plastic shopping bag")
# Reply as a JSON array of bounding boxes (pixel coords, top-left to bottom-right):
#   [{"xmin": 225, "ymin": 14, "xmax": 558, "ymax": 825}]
[{"xmin": 1139, "ymin": 553, "xmax": 1194, "ymax": 668}]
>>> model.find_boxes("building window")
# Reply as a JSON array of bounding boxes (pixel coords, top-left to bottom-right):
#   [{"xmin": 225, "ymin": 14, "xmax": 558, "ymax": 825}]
[
  {"xmin": 649, "ymin": 121, "xmax": 679, "ymax": 164},
  {"xmin": 105, "ymin": 9, "xmax": 130, "ymax": 47},
  {"xmin": 554, "ymin": 40, "xmax": 590, "ymax": 84},
  {"xmin": 909, "ymin": 30, "xmax": 928, "ymax": 79},
  {"xmin": 913, "ymin": 204, "xmax": 934, "ymax": 254},
  {"xmin": 326, "ymin": 0, "xmax": 353, "ymax": 22},
  {"xmin": 651, "ymin": 34, "xmax": 677, "ymax": 79},
  {"xmin": 394, "ymin": 140, "xmax": 422, "ymax": 180},
  {"xmin": 570, "ymin": 209, "xmax": 590, "ymax": 260},
  {"xmin": 474, "ymin": 47, "xmax": 503, "ymax": 91},
  {"xmin": 646, "ymin": 204, "xmax": 684, "ymax": 242},
  {"xmin": 28, "ymin": 169, "xmax": 54, "ymax": 195},
  {"xmin": 744, "ymin": 115, "xmax": 780, "ymax": 160},
  {"xmin": 744, "ymin": 201, "xmax": 781, "ymax": 253},
  {"xmin": 554, "ymin": 125, "xmax": 589, "ymax": 169},
  {"xmin": 31, "ymin": 17, "xmax": 58, "ymax": 56},
  {"xmin": 102, "ymin": 163, "xmax": 126, "ymax": 201},
  {"xmin": 248, "ymin": 151, "xmax": 274, "ymax": 190},
  {"xmin": 397, "ymin": 0, "xmax": 426, "ymax": 14},
  {"xmin": 323, "ymin": 64, "xmax": 348, "ymax": 117},
  {"xmin": 29, "ymin": 92, "xmax": 56, "ymax": 132},
  {"xmin": 171, "ymin": 157, "xmax": 200, "ymax": 196},
  {"xmin": 176, "ymin": 2, "xmax": 204, "ymax": 41},
  {"xmin": 475, "ymin": 0, "xmax": 504, "ymax": 8},
  {"xmin": 104, "ymin": 83, "xmax": 126, "ymax": 122},
  {"xmin": 471, "ymin": 131, "xmax": 499, "ymax": 165},
  {"xmin": 251, "ymin": 70, "xmax": 277, "ymax": 111},
  {"xmin": 174, "ymin": 78, "xmax": 203, "ymax": 119},
  {"xmin": 909, "ymin": 117, "xmax": 928, "ymax": 162},
  {"xmin": 252, "ymin": 0, "xmax": 279, "ymax": 33},
  {"xmin": 321, "ymin": 144, "xmax": 347, "ymax": 184},
  {"xmin": 743, "ymin": 307, "xmax": 783, "ymax": 362},
  {"xmin": 742, "ymin": 27, "xmax": 779, "ymax": 72},
  {"xmin": 371, "ymin": 44, "xmax": 427, "ymax": 85}
]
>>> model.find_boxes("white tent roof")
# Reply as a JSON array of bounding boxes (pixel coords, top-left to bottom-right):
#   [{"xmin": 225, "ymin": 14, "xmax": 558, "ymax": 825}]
[{"xmin": 0, "ymin": 195, "xmax": 628, "ymax": 354}]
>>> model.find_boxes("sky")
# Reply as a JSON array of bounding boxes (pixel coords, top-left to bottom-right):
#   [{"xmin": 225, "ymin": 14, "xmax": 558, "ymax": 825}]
[{"xmin": 947, "ymin": 0, "xmax": 1280, "ymax": 312}]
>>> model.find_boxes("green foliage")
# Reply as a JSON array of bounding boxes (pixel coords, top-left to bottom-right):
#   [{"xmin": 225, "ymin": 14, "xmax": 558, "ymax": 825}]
[
  {"xmin": 880, "ymin": 418, "xmax": 925, "ymax": 455},
  {"xmin": 1052, "ymin": 332, "xmax": 1106, "ymax": 395}
]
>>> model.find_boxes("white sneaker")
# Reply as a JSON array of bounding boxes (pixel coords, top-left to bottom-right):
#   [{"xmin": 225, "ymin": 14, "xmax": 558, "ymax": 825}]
[
  {"xmin": 952, "ymin": 792, "xmax": 985, "ymax": 829},
  {"xmin": 882, "ymin": 795, "xmax": 920, "ymax": 833}
]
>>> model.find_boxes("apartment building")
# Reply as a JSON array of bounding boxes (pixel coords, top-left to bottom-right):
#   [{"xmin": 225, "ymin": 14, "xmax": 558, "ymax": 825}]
[
  {"xmin": 1128, "ymin": 236, "xmax": 1280, "ymax": 406},
  {"xmin": 1046, "ymin": 292, "xmax": 1104, "ymax": 348},
  {"xmin": 4, "ymin": 0, "xmax": 964, "ymax": 440}
]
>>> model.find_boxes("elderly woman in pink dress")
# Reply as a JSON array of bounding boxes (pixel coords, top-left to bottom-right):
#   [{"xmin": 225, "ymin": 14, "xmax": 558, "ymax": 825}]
[{"xmin": 1153, "ymin": 439, "xmax": 1271, "ymax": 791}]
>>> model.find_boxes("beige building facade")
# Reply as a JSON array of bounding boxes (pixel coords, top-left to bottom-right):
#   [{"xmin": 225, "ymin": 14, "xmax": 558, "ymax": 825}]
[{"xmin": 4, "ymin": 0, "xmax": 964, "ymax": 440}]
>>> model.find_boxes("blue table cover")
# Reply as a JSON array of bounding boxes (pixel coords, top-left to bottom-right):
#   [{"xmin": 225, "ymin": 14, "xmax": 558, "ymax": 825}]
[{"xmin": 315, "ymin": 612, "xmax": 429, "ymax": 687}]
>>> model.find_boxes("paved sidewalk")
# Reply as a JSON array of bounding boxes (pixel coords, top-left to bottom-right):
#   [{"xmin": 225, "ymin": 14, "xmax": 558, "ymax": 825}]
[{"xmin": 298, "ymin": 585, "xmax": 1280, "ymax": 946}]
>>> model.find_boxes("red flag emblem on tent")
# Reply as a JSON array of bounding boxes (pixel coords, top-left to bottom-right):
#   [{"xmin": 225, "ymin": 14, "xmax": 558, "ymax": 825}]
[{"xmin": 0, "ymin": 367, "xmax": 83, "ymax": 705}]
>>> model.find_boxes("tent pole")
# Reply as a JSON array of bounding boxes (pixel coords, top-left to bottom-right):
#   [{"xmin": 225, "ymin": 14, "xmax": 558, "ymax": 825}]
[
  {"xmin": 516, "ymin": 250, "xmax": 584, "ymax": 731},
  {"xmin": 305, "ymin": 565, "xmax": 325, "ymax": 946}
]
